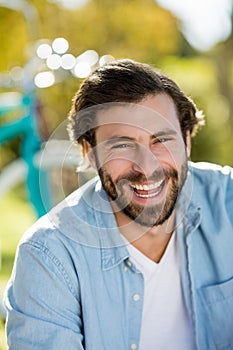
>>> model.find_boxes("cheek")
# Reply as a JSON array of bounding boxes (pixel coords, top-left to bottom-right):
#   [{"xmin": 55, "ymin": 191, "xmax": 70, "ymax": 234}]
[
  {"xmin": 154, "ymin": 142, "xmax": 187, "ymax": 168},
  {"xmin": 100, "ymin": 158, "xmax": 132, "ymax": 178},
  {"xmin": 97, "ymin": 148, "xmax": 136, "ymax": 166}
]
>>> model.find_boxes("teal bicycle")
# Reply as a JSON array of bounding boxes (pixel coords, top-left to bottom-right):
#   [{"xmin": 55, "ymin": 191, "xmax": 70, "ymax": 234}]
[
  {"xmin": 0, "ymin": 88, "xmax": 51, "ymax": 217},
  {"xmin": 0, "ymin": 84, "xmax": 84, "ymax": 217}
]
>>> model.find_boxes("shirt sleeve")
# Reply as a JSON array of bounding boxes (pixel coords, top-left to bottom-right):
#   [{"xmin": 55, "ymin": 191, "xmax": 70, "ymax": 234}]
[
  {"xmin": 4, "ymin": 238, "xmax": 84, "ymax": 350},
  {"xmin": 224, "ymin": 166, "xmax": 233, "ymax": 226}
]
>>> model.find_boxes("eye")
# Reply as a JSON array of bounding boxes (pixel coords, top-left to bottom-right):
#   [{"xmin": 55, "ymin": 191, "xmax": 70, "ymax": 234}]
[
  {"xmin": 111, "ymin": 143, "xmax": 132, "ymax": 149},
  {"xmin": 153, "ymin": 137, "xmax": 172, "ymax": 144}
]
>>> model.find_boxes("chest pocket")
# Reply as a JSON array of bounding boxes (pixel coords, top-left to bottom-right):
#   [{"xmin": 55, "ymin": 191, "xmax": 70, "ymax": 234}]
[{"xmin": 198, "ymin": 276, "xmax": 233, "ymax": 349}]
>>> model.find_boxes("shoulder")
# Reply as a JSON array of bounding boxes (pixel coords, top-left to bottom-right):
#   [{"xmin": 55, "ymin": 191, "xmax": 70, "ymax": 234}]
[
  {"xmin": 189, "ymin": 161, "xmax": 233, "ymax": 186},
  {"xmin": 20, "ymin": 176, "xmax": 104, "ymax": 248},
  {"xmin": 13, "ymin": 177, "xmax": 105, "ymax": 290},
  {"xmin": 188, "ymin": 161, "xmax": 233, "ymax": 209}
]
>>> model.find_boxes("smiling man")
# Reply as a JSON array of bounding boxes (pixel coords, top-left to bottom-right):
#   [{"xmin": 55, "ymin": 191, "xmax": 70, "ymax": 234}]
[
  {"xmin": 92, "ymin": 96, "xmax": 188, "ymax": 229},
  {"xmin": 5, "ymin": 59, "xmax": 233, "ymax": 350}
]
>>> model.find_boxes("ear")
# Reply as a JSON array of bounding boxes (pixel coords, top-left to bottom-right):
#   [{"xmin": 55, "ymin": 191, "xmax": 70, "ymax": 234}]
[
  {"xmin": 185, "ymin": 131, "xmax": 191, "ymax": 158},
  {"xmin": 82, "ymin": 140, "xmax": 97, "ymax": 170}
]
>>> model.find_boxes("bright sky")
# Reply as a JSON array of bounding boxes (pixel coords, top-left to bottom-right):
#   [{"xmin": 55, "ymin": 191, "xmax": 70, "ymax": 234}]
[{"xmin": 157, "ymin": 0, "xmax": 233, "ymax": 50}]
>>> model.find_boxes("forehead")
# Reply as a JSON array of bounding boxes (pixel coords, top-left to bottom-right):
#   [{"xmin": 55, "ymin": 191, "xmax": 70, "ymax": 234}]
[{"xmin": 95, "ymin": 94, "xmax": 181, "ymax": 137}]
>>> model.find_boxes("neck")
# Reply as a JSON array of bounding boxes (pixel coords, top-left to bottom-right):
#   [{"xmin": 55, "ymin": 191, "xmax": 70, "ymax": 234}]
[{"xmin": 112, "ymin": 205, "xmax": 176, "ymax": 263}]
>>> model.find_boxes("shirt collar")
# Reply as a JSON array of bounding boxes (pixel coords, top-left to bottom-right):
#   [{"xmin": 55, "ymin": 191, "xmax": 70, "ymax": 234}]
[
  {"xmin": 176, "ymin": 163, "xmax": 202, "ymax": 236},
  {"xmin": 52, "ymin": 163, "xmax": 201, "ymax": 271},
  {"xmin": 95, "ymin": 166, "xmax": 201, "ymax": 271},
  {"xmin": 93, "ymin": 180, "xmax": 130, "ymax": 270}
]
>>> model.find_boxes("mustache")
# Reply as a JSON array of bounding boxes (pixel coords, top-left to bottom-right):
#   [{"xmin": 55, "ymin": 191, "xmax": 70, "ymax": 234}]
[{"xmin": 116, "ymin": 168, "xmax": 178, "ymax": 186}]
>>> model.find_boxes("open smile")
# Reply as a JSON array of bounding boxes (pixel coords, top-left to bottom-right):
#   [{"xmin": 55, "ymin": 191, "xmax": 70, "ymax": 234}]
[{"xmin": 129, "ymin": 179, "xmax": 165, "ymax": 198}]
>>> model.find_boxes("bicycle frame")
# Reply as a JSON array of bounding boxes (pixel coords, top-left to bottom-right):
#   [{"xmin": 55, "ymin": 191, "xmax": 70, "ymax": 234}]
[{"xmin": 0, "ymin": 91, "xmax": 50, "ymax": 217}]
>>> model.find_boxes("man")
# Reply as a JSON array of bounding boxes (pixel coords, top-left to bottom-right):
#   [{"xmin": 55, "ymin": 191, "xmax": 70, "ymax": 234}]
[{"xmin": 4, "ymin": 59, "xmax": 233, "ymax": 349}]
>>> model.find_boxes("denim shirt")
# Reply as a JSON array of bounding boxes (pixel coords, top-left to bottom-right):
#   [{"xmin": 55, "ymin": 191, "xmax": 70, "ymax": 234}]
[{"xmin": 4, "ymin": 162, "xmax": 233, "ymax": 350}]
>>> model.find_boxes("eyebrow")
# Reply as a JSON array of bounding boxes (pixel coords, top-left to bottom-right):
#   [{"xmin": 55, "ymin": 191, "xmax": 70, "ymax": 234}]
[
  {"xmin": 151, "ymin": 129, "xmax": 178, "ymax": 139},
  {"xmin": 104, "ymin": 129, "xmax": 178, "ymax": 146},
  {"xmin": 104, "ymin": 136, "xmax": 135, "ymax": 146}
]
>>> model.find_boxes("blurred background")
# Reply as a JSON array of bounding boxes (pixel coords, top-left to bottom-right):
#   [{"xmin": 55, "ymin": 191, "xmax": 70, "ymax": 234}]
[{"xmin": 0, "ymin": 0, "xmax": 233, "ymax": 348}]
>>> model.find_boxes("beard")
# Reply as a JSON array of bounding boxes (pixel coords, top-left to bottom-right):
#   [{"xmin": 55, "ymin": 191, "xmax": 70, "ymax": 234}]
[{"xmin": 98, "ymin": 160, "xmax": 188, "ymax": 228}]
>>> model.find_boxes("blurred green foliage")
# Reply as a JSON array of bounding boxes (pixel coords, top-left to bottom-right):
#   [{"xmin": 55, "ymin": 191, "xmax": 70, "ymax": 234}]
[{"xmin": 0, "ymin": 0, "xmax": 233, "ymax": 168}]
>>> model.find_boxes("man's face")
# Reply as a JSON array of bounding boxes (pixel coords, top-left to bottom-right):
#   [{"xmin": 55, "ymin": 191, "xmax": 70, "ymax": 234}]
[{"xmin": 89, "ymin": 94, "xmax": 190, "ymax": 228}]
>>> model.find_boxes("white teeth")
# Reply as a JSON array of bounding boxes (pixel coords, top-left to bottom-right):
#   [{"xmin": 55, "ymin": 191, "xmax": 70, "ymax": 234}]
[
  {"xmin": 131, "ymin": 180, "xmax": 164, "ymax": 191},
  {"xmin": 134, "ymin": 190, "xmax": 161, "ymax": 198}
]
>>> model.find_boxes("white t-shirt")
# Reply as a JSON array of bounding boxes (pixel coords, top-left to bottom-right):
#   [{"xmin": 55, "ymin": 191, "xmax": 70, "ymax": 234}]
[{"xmin": 127, "ymin": 233, "xmax": 196, "ymax": 350}]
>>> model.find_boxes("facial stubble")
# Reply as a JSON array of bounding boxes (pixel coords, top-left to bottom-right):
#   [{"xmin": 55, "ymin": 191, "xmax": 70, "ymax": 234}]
[{"xmin": 98, "ymin": 160, "xmax": 188, "ymax": 228}]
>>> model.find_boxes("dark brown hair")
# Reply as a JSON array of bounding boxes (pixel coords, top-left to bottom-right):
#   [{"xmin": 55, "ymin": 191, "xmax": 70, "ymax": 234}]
[{"xmin": 68, "ymin": 59, "xmax": 205, "ymax": 146}]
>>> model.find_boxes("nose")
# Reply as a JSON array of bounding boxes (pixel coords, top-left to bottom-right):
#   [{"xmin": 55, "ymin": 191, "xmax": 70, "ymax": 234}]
[{"xmin": 132, "ymin": 145, "xmax": 160, "ymax": 177}]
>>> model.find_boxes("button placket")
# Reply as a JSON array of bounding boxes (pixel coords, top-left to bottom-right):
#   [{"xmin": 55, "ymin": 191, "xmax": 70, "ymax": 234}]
[
  {"xmin": 126, "ymin": 259, "xmax": 144, "ymax": 350},
  {"xmin": 133, "ymin": 293, "xmax": 140, "ymax": 301},
  {"xmin": 127, "ymin": 260, "xmax": 132, "ymax": 267}
]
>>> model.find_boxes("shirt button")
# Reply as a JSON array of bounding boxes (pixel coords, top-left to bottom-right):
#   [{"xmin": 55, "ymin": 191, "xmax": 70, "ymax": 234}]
[
  {"xmin": 133, "ymin": 294, "xmax": 140, "ymax": 301},
  {"xmin": 131, "ymin": 343, "xmax": 137, "ymax": 350},
  {"xmin": 127, "ymin": 260, "xmax": 132, "ymax": 267},
  {"xmin": 123, "ymin": 266, "xmax": 128, "ymax": 272}
]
